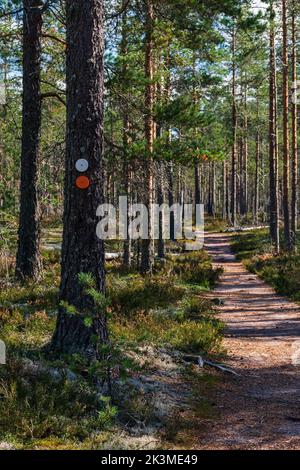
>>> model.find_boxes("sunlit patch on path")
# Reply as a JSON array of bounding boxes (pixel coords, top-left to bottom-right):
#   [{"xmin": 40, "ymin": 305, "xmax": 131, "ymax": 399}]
[{"xmin": 195, "ymin": 232, "xmax": 300, "ymax": 450}]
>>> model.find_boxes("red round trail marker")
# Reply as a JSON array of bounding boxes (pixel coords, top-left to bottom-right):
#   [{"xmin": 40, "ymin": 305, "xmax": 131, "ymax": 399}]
[{"xmin": 76, "ymin": 176, "xmax": 90, "ymax": 190}]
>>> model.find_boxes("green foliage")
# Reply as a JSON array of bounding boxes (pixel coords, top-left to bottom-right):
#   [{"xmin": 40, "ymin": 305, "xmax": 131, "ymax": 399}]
[
  {"xmin": 181, "ymin": 297, "xmax": 216, "ymax": 321},
  {"xmin": 166, "ymin": 320, "xmax": 223, "ymax": 354},
  {"xmin": 0, "ymin": 360, "xmax": 117, "ymax": 444},
  {"xmin": 170, "ymin": 251, "xmax": 223, "ymax": 287},
  {"xmin": 109, "ymin": 275, "xmax": 185, "ymax": 316},
  {"xmin": 233, "ymin": 230, "xmax": 300, "ymax": 302}
]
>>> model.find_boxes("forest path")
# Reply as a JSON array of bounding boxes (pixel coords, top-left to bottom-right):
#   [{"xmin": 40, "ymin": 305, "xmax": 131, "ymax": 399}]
[{"xmin": 196, "ymin": 232, "xmax": 300, "ymax": 450}]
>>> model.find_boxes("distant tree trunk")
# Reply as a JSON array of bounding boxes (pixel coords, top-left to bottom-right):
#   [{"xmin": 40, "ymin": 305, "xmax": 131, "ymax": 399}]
[
  {"xmin": 121, "ymin": 4, "xmax": 132, "ymax": 267},
  {"xmin": 240, "ymin": 83, "xmax": 248, "ymax": 216},
  {"xmin": 291, "ymin": 0, "xmax": 298, "ymax": 248},
  {"xmin": 194, "ymin": 160, "xmax": 201, "ymax": 216},
  {"xmin": 231, "ymin": 27, "xmax": 237, "ymax": 226},
  {"xmin": 208, "ymin": 162, "xmax": 216, "ymax": 218},
  {"xmin": 254, "ymin": 132, "xmax": 260, "ymax": 225},
  {"xmin": 51, "ymin": 0, "xmax": 108, "ymax": 355},
  {"xmin": 167, "ymin": 161, "xmax": 175, "ymax": 241},
  {"xmin": 222, "ymin": 161, "xmax": 227, "ymax": 220},
  {"xmin": 141, "ymin": 0, "xmax": 154, "ymax": 274},
  {"xmin": 156, "ymin": 73, "xmax": 165, "ymax": 259},
  {"xmin": 282, "ymin": 0, "xmax": 291, "ymax": 250},
  {"xmin": 269, "ymin": 1, "xmax": 280, "ymax": 253},
  {"xmin": 157, "ymin": 160, "xmax": 165, "ymax": 258},
  {"xmin": 16, "ymin": 0, "xmax": 43, "ymax": 281}
]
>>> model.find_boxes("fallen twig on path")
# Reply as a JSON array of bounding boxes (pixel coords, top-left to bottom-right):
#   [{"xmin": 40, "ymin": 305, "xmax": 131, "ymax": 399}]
[{"xmin": 183, "ymin": 355, "xmax": 241, "ymax": 376}]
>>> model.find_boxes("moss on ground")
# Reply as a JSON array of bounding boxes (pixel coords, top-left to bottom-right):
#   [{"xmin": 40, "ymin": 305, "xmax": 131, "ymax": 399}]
[{"xmin": 0, "ymin": 218, "xmax": 224, "ymax": 449}]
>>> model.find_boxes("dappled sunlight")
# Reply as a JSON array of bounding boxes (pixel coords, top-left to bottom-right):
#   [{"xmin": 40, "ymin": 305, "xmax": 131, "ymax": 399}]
[{"xmin": 195, "ymin": 233, "xmax": 300, "ymax": 449}]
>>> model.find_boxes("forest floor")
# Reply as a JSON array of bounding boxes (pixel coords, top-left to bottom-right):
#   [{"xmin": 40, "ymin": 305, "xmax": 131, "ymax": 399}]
[
  {"xmin": 194, "ymin": 232, "xmax": 300, "ymax": 450},
  {"xmin": 0, "ymin": 215, "xmax": 225, "ymax": 450}
]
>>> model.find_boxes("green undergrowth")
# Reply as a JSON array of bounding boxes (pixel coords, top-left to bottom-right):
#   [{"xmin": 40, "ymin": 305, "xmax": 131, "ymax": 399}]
[
  {"xmin": 205, "ymin": 216, "xmax": 228, "ymax": 233},
  {"xmin": 232, "ymin": 229, "xmax": 300, "ymax": 302},
  {"xmin": 0, "ymin": 221, "xmax": 224, "ymax": 449}
]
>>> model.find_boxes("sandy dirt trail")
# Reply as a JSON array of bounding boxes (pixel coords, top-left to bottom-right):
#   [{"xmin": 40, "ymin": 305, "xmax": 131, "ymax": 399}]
[{"xmin": 196, "ymin": 232, "xmax": 300, "ymax": 450}]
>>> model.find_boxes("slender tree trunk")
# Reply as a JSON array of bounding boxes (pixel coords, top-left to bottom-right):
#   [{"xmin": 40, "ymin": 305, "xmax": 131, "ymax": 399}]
[
  {"xmin": 52, "ymin": 0, "xmax": 108, "ymax": 354},
  {"xmin": 222, "ymin": 161, "xmax": 227, "ymax": 220},
  {"xmin": 291, "ymin": 0, "xmax": 298, "ymax": 248},
  {"xmin": 167, "ymin": 161, "xmax": 175, "ymax": 241},
  {"xmin": 194, "ymin": 160, "xmax": 201, "ymax": 216},
  {"xmin": 141, "ymin": 0, "xmax": 154, "ymax": 274},
  {"xmin": 226, "ymin": 162, "xmax": 231, "ymax": 221},
  {"xmin": 16, "ymin": 0, "xmax": 43, "ymax": 280},
  {"xmin": 231, "ymin": 27, "xmax": 237, "ymax": 226},
  {"xmin": 209, "ymin": 162, "xmax": 216, "ymax": 218},
  {"xmin": 241, "ymin": 84, "xmax": 248, "ymax": 216},
  {"xmin": 156, "ymin": 71, "xmax": 166, "ymax": 259},
  {"xmin": 282, "ymin": 0, "xmax": 292, "ymax": 250},
  {"xmin": 157, "ymin": 160, "xmax": 165, "ymax": 258},
  {"xmin": 254, "ymin": 132, "xmax": 260, "ymax": 225},
  {"xmin": 269, "ymin": 1, "xmax": 280, "ymax": 254},
  {"xmin": 121, "ymin": 4, "xmax": 132, "ymax": 267}
]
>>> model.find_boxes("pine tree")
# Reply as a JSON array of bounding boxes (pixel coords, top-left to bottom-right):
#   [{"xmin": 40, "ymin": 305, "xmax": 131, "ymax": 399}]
[
  {"xmin": 52, "ymin": 0, "xmax": 108, "ymax": 354},
  {"xmin": 16, "ymin": 0, "xmax": 43, "ymax": 280}
]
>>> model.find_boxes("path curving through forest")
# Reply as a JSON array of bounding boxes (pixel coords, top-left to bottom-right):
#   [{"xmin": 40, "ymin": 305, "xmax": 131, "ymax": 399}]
[{"xmin": 197, "ymin": 232, "xmax": 300, "ymax": 450}]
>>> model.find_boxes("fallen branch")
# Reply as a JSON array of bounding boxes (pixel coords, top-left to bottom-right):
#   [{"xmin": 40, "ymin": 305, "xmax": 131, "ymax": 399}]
[
  {"xmin": 183, "ymin": 355, "xmax": 241, "ymax": 376},
  {"xmin": 224, "ymin": 226, "xmax": 269, "ymax": 233},
  {"xmin": 204, "ymin": 359, "xmax": 241, "ymax": 376}
]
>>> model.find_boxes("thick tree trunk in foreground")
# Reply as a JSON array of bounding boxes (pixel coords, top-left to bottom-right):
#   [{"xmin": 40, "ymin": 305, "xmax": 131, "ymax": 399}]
[
  {"xmin": 141, "ymin": 0, "xmax": 154, "ymax": 274},
  {"xmin": 291, "ymin": 1, "xmax": 298, "ymax": 248},
  {"xmin": 52, "ymin": 0, "xmax": 108, "ymax": 354},
  {"xmin": 282, "ymin": 0, "xmax": 291, "ymax": 250},
  {"xmin": 16, "ymin": 0, "xmax": 43, "ymax": 280},
  {"xmin": 269, "ymin": 2, "xmax": 280, "ymax": 254}
]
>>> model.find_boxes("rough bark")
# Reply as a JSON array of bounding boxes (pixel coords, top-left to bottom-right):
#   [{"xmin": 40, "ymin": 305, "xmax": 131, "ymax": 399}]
[
  {"xmin": 121, "ymin": 4, "xmax": 132, "ymax": 268},
  {"xmin": 51, "ymin": 0, "xmax": 108, "ymax": 354},
  {"xmin": 231, "ymin": 27, "xmax": 237, "ymax": 227},
  {"xmin": 254, "ymin": 132, "xmax": 260, "ymax": 226},
  {"xmin": 291, "ymin": 1, "xmax": 298, "ymax": 248},
  {"xmin": 282, "ymin": 0, "xmax": 291, "ymax": 250},
  {"xmin": 16, "ymin": 0, "xmax": 43, "ymax": 281},
  {"xmin": 240, "ymin": 84, "xmax": 248, "ymax": 216},
  {"xmin": 141, "ymin": 0, "xmax": 154, "ymax": 274},
  {"xmin": 222, "ymin": 161, "xmax": 227, "ymax": 220},
  {"xmin": 194, "ymin": 161, "xmax": 201, "ymax": 214},
  {"xmin": 269, "ymin": 1, "xmax": 280, "ymax": 254}
]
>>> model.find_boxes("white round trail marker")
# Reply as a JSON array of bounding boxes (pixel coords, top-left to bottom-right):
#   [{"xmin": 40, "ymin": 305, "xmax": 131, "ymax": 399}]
[{"xmin": 75, "ymin": 159, "xmax": 89, "ymax": 172}]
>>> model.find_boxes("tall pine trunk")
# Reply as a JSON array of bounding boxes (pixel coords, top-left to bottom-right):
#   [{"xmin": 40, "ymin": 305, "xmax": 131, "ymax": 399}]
[
  {"xmin": 240, "ymin": 83, "xmax": 248, "ymax": 216},
  {"xmin": 156, "ymin": 57, "xmax": 166, "ymax": 259},
  {"xmin": 282, "ymin": 0, "xmax": 291, "ymax": 250},
  {"xmin": 52, "ymin": 0, "xmax": 108, "ymax": 354},
  {"xmin": 231, "ymin": 27, "xmax": 237, "ymax": 226},
  {"xmin": 16, "ymin": 0, "xmax": 43, "ymax": 280},
  {"xmin": 194, "ymin": 161, "xmax": 201, "ymax": 216},
  {"xmin": 254, "ymin": 132, "xmax": 260, "ymax": 226},
  {"xmin": 121, "ymin": 4, "xmax": 132, "ymax": 267},
  {"xmin": 222, "ymin": 161, "xmax": 227, "ymax": 220},
  {"xmin": 291, "ymin": 0, "xmax": 298, "ymax": 248},
  {"xmin": 141, "ymin": 0, "xmax": 154, "ymax": 274},
  {"xmin": 269, "ymin": 1, "xmax": 280, "ymax": 254}
]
